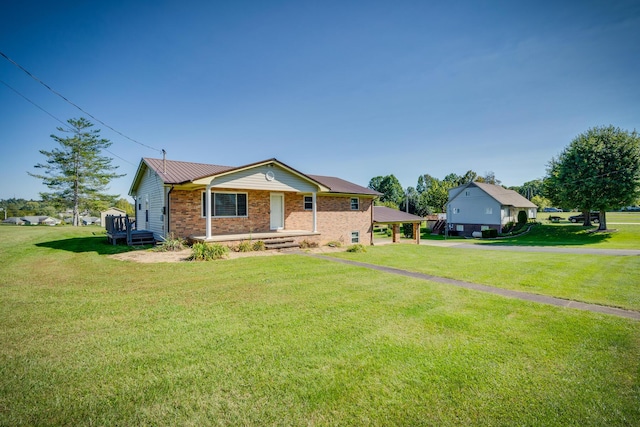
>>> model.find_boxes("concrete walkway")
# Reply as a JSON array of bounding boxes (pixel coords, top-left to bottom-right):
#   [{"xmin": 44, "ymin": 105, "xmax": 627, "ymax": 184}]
[
  {"xmin": 303, "ymin": 253, "xmax": 640, "ymax": 321},
  {"xmin": 419, "ymin": 241, "xmax": 640, "ymax": 256}
]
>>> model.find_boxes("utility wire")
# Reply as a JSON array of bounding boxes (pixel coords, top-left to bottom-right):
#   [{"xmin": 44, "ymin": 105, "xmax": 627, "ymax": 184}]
[
  {"xmin": 0, "ymin": 78, "xmax": 136, "ymax": 166},
  {"xmin": 0, "ymin": 50, "xmax": 162, "ymax": 153}
]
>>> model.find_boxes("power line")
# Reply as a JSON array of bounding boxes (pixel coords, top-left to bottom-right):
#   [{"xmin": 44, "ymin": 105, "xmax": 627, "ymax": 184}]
[
  {"xmin": 0, "ymin": 50, "xmax": 163, "ymax": 153},
  {"xmin": 1, "ymin": 78, "xmax": 136, "ymax": 166},
  {"xmin": 1, "ymin": 79, "xmax": 71, "ymax": 130}
]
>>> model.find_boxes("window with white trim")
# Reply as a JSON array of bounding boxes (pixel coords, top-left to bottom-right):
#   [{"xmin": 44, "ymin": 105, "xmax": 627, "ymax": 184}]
[
  {"xmin": 485, "ymin": 207, "xmax": 492, "ymax": 214},
  {"xmin": 351, "ymin": 231, "xmax": 360, "ymax": 243},
  {"xmin": 453, "ymin": 208, "xmax": 460, "ymax": 214},
  {"xmin": 456, "ymin": 225, "xmax": 464, "ymax": 232},
  {"xmin": 202, "ymin": 192, "xmax": 248, "ymax": 217},
  {"xmin": 350, "ymin": 198, "xmax": 359, "ymax": 210},
  {"xmin": 304, "ymin": 195, "xmax": 313, "ymax": 210}
]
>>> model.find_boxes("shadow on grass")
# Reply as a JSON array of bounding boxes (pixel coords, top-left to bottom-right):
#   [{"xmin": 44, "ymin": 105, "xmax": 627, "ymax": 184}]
[
  {"xmin": 479, "ymin": 224, "xmax": 613, "ymax": 247},
  {"xmin": 36, "ymin": 235, "xmax": 151, "ymax": 255}
]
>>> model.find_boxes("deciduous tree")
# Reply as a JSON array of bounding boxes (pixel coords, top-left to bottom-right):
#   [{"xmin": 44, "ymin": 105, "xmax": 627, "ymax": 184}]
[
  {"xmin": 545, "ymin": 125, "xmax": 640, "ymax": 229},
  {"xmin": 368, "ymin": 175, "xmax": 404, "ymax": 206}
]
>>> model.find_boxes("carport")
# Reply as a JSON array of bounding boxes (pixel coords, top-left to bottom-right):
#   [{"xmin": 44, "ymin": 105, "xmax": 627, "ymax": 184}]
[{"xmin": 373, "ymin": 206, "xmax": 424, "ymax": 244}]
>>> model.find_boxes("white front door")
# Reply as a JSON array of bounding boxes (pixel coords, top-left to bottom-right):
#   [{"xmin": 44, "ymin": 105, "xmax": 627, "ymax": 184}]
[{"xmin": 270, "ymin": 193, "xmax": 284, "ymax": 230}]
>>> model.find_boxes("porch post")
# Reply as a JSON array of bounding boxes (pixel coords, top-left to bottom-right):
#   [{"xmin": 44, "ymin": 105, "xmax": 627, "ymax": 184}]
[
  {"xmin": 312, "ymin": 192, "xmax": 317, "ymax": 232},
  {"xmin": 205, "ymin": 182, "xmax": 212, "ymax": 239}
]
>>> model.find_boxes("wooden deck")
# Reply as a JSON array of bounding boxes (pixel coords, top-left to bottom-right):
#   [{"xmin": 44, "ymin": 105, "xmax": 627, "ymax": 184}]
[{"xmin": 105, "ymin": 215, "xmax": 156, "ymax": 246}]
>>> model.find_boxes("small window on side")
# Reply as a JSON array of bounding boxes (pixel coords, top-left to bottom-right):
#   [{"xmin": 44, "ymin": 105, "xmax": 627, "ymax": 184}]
[
  {"xmin": 351, "ymin": 231, "xmax": 360, "ymax": 243},
  {"xmin": 456, "ymin": 225, "xmax": 464, "ymax": 232},
  {"xmin": 350, "ymin": 197, "xmax": 359, "ymax": 210},
  {"xmin": 304, "ymin": 196, "xmax": 313, "ymax": 210}
]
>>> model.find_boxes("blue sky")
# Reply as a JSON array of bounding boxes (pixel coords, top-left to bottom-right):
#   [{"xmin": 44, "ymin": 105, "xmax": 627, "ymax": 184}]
[{"xmin": 1, "ymin": 0, "xmax": 639, "ymax": 201}]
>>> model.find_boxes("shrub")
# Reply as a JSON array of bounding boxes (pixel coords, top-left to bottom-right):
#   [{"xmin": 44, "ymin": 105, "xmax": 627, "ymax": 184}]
[
  {"xmin": 252, "ymin": 240, "xmax": 266, "ymax": 251},
  {"xmin": 237, "ymin": 240, "xmax": 253, "ymax": 252},
  {"xmin": 155, "ymin": 233, "xmax": 186, "ymax": 252},
  {"xmin": 517, "ymin": 210, "xmax": 528, "ymax": 225},
  {"xmin": 326, "ymin": 241, "xmax": 342, "ymax": 248},
  {"xmin": 346, "ymin": 244, "xmax": 366, "ymax": 253},
  {"xmin": 385, "ymin": 228, "xmax": 392, "ymax": 237},
  {"xmin": 502, "ymin": 222, "xmax": 515, "ymax": 234},
  {"xmin": 188, "ymin": 242, "xmax": 229, "ymax": 261},
  {"xmin": 299, "ymin": 239, "xmax": 319, "ymax": 249},
  {"xmin": 481, "ymin": 228, "xmax": 498, "ymax": 238},
  {"xmin": 402, "ymin": 223, "xmax": 414, "ymax": 238}
]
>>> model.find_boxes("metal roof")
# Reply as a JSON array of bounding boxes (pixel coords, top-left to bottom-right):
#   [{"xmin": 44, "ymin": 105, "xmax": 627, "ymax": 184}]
[
  {"xmin": 470, "ymin": 182, "xmax": 538, "ymax": 208},
  {"xmin": 373, "ymin": 206, "xmax": 424, "ymax": 223},
  {"xmin": 143, "ymin": 158, "xmax": 234, "ymax": 184},
  {"xmin": 132, "ymin": 158, "xmax": 380, "ymax": 196},
  {"xmin": 308, "ymin": 174, "xmax": 381, "ymax": 196}
]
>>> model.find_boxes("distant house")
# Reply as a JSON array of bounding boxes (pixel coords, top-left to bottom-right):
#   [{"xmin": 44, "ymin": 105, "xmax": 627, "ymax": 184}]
[
  {"xmin": 128, "ymin": 157, "xmax": 381, "ymax": 246},
  {"xmin": 3, "ymin": 217, "xmax": 24, "ymax": 225},
  {"xmin": 100, "ymin": 207, "xmax": 127, "ymax": 228},
  {"xmin": 81, "ymin": 216, "xmax": 100, "ymax": 226},
  {"xmin": 20, "ymin": 216, "xmax": 60, "ymax": 226},
  {"xmin": 446, "ymin": 182, "xmax": 537, "ymax": 237}
]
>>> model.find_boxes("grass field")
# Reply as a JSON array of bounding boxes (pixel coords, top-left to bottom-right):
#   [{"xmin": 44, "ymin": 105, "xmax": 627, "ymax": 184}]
[{"xmin": 1, "ymin": 226, "xmax": 640, "ymax": 425}]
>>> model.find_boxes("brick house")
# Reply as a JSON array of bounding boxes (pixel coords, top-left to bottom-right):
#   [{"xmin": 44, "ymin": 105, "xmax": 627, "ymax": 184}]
[{"xmin": 128, "ymin": 157, "xmax": 380, "ymax": 246}]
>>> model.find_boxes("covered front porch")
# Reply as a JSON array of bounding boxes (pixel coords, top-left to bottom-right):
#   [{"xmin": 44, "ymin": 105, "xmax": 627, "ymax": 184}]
[{"xmin": 189, "ymin": 230, "xmax": 321, "ymax": 249}]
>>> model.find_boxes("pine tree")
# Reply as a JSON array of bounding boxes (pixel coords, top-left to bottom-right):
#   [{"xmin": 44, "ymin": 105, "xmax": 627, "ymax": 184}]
[{"xmin": 29, "ymin": 118, "xmax": 124, "ymax": 226}]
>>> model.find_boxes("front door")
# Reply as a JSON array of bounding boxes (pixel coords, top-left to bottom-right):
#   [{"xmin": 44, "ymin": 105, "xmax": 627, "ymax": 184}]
[{"xmin": 270, "ymin": 193, "xmax": 284, "ymax": 230}]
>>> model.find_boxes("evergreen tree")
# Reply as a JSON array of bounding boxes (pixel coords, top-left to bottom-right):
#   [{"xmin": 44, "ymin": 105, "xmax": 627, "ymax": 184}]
[{"xmin": 29, "ymin": 118, "xmax": 124, "ymax": 226}]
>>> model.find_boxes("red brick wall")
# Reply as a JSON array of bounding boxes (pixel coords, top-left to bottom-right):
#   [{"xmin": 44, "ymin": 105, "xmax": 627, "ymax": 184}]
[
  {"xmin": 170, "ymin": 189, "xmax": 374, "ymax": 244},
  {"xmin": 169, "ymin": 189, "xmax": 271, "ymax": 238},
  {"xmin": 286, "ymin": 194, "xmax": 373, "ymax": 245}
]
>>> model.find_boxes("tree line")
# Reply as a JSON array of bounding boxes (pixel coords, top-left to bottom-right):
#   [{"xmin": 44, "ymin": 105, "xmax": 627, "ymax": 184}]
[
  {"xmin": 0, "ymin": 197, "xmax": 134, "ymax": 221},
  {"xmin": 369, "ymin": 125, "xmax": 640, "ymax": 229},
  {"xmin": 19, "ymin": 118, "xmax": 640, "ymax": 230}
]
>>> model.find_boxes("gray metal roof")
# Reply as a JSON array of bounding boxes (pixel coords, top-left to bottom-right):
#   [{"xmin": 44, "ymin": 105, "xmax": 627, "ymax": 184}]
[
  {"xmin": 470, "ymin": 182, "xmax": 538, "ymax": 208},
  {"xmin": 373, "ymin": 206, "xmax": 424, "ymax": 223}
]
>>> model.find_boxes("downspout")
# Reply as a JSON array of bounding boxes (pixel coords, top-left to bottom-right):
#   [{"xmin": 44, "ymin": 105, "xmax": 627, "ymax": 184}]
[
  {"xmin": 312, "ymin": 192, "xmax": 317, "ymax": 233},
  {"xmin": 166, "ymin": 186, "xmax": 173, "ymax": 237},
  {"xmin": 371, "ymin": 196, "xmax": 376, "ymax": 245},
  {"xmin": 205, "ymin": 179, "xmax": 214, "ymax": 239}
]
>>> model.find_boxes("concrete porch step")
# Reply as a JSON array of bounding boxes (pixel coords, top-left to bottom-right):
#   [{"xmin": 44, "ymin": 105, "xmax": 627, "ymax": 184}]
[
  {"xmin": 265, "ymin": 242, "xmax": 301, "ymax": 250},
  {"xmin": 262, "ymin": 237, "xmax": 300, "ymax": 250}
]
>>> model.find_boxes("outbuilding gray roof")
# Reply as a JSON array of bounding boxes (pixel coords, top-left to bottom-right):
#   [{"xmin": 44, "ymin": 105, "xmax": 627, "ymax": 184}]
[
  {"xmin": 373, "ymin": 206, "xmax": 424, "ymax": 223},
  {"xmin": 457, "ymin": 182, "xmax": 537, "ymax": 208}
]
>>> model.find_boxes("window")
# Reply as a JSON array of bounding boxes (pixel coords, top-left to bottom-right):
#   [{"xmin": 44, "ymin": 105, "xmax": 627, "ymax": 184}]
[
  {"xmin": 456, "ymin": 225, "xmax": 464, "ymax": 232},
  {"xmin": 481, "ymin": 225, "xmax": 489, "ymax": 231},
  {"xmin": 202, "ymin": 192, "xmax": 248, "ymax": 217},
  {"xmin": 304, "ymin": 195, "xmax": 313, "ymax": 210},
  {"xmin": 351, "ymin": 231, "xmax": 360, "ymax": 243},
  {"xmin": 453, "ymin": 208, "xmax": 460, "ymax": 214},
  {"xmin": 485, "ymin": 207, "xmax": 493, "ymax": 214},
  {"xmin": 350, "ymin": 198, "xmax": 359, "ymax": 210},
  {"xmin": 465, "ymin": 191, "xmax": 471, "ymax": 197}
]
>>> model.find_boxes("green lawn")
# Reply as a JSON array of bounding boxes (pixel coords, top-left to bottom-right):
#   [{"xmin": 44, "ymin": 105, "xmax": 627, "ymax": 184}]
[{"xmin": 2, "ymin": 226, "xmax": 640, "ymax": 426}]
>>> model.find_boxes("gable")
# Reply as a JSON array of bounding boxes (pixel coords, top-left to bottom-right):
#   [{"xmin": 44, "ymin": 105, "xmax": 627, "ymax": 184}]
[
  {"xmin": 449, "ymin": 182, "xmax": 537, "ymax": 209},
  {"xmin": 207, "ymin": 164, "xmax": 321, "ymax": 193}
]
